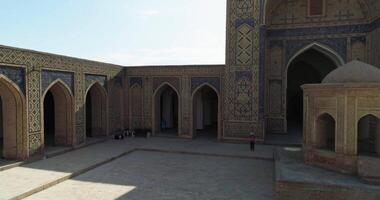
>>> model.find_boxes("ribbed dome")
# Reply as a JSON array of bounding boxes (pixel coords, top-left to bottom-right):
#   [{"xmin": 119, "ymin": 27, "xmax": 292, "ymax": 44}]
[{"xmin": 322, "ymin": 60, "xmax": 380, "ymax": 83}]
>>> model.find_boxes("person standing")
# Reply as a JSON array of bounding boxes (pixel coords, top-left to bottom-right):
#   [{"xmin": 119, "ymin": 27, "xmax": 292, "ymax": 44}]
[{"xmin": 249, "ymin": 132, "xmax": 256, "ymax": 152}]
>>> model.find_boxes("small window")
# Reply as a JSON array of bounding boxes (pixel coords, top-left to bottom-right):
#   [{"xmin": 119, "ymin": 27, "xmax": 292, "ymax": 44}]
[{"xmin": 309, "ymin": 0, "xmax": 324, "ymax": 16}]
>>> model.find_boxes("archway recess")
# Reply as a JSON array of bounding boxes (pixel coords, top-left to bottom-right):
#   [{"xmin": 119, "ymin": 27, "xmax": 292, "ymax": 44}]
[
  {"xmin": 85, "ymin": 83, "xmax": 107, "ymax": 138},
  {"xmin": 43, "ymin": 80, "xmax": 74, "ymax": 147},
  {"xmin": 357, "ymin": 114, "xmax": 380, "ymax": 157},
  {"xmin": 286, "ymin": 45, "xmax": 341, "ymax": 135},
  {"xmin": 153, "ymin": 83, "xmax": 180, "ymax": 136},
  {"xmin": 191, "ymin": 84, "xmax": 220, "ymax": 140},
  {"xmin": 0, "ymin": 76, "xmax": 26, "ymax": 160},
  {"xmin": 315, "ymin": 113, "xmax": 336, "ymax": 151}
]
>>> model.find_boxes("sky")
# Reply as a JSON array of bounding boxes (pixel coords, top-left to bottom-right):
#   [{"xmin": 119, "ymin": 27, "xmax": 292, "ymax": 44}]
[{"xmin": 0, "ymin": 0, "xmax": 227, "ymax": 66}]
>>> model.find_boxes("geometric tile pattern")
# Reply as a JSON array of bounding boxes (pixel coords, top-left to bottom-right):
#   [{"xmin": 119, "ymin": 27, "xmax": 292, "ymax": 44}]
[
  {"xmin": 85, "ymin": 74, "xmax": 107, "ymax": 92},
  {"xmin": 191, "ymin": 77, "xmax": 220, "ymax": 93},
  {"xmin": 41, "ymin": 70, "xmax": 74, "ymax": 95},
  {"xmin": 129, "ymin": 77, "xmax": 143, "ymax": 88},
  {"xmin": 233, "ymin": 72, "xmax": 252, "ymax": 121},
  {"xmin": 153, "ymin": 77, "xmax": 180, "ymax": 92},
  {"xmin": 236, "ymin": 24, "xmax": 254, "ymax": 65},
  {"xmin": 0, "ymin": 65, "xmax": 25, "ymax": 94}
]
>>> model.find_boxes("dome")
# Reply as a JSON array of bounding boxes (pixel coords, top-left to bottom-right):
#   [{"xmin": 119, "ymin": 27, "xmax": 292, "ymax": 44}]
[{"xmin": 322, "ymin": 60, "xmax": 380, "ymax": 83}]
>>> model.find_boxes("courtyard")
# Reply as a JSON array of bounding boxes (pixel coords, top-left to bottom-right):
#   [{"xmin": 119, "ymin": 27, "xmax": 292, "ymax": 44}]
[{"xmin": 0, "ymin": 137, "xmax": 274, "ymax": 200}]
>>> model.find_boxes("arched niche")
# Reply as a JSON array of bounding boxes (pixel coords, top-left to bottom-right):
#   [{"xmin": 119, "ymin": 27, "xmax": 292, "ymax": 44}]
[
  {"xmin": 315, "ymin": 113, "xmax": 336, "ymax": 151},
  {"xmin": 191, "ymin": 83, "xmax": 221, "ymax": 140},
  {"xmin": 42, "ymin": 80, "xmax": 74, "ymax": 147},
  {"xmin": 357, "ymin": 114, "xmax": 380, "ymax": 157},
  {"xmin": 152, "ymin": 83, "xmax": 180, "ymax": 136},
  {"xmin": 286, "ymin": 44, "xmax": 341, "ymax": 134},
  {"xmin": 85, "ymin": 82, "xmax": 108, "ymax": 138},
  {"xmin": 0, "ymin": 75, "xmax": 27, "ymax": 160}
]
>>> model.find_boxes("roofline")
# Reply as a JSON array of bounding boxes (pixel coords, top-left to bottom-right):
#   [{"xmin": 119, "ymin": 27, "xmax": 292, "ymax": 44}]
[
  {"xmin": 0, "ymin": 44, "xmax": 123, "ymax": 67},
  {"xmin": 124, "ymin": 64, "xmax": 226, "ymax": 69},
  {"xmin": 0, "ymin": 44, "xmax": 226, "ymax": 69}
]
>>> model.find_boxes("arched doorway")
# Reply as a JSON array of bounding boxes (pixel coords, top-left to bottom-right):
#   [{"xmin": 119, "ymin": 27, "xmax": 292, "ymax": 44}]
[
  {"xmin": 153, "ymin": 84, "xmax": 180, "ymax": 136},
  {"xmin": 286, "ymin": 45, "xmax": 341, "ymax": 135},
  {"xmin": 0, "ymin": 76, "xmax": 26, "ymax": 160},
  {"xmin": 315, "ymin": 113, "xmax": 336, "ymax": 151},
  {"xmin": 357, "ymin": 114, "xmax": 380, "ymax": 157},
  {"xmin": 85, "ymin": 83, "xmax": 107, "ymax": 138},
  {"xmin": 43, "ymin": 81, "xmax": 74, "ymax": 147},
  {"xmin": 192, "ymin": 84, "xmax": 219, "ymax": 139}
]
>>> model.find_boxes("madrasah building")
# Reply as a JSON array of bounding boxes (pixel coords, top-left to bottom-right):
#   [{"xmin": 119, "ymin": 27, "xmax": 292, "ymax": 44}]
[{"xmin": 0, "ymin": 0, "xmax": 379, "ymax": 164}]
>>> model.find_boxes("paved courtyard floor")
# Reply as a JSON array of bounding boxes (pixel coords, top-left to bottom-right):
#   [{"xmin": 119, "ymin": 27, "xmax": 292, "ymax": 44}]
[
  {"xmin": 26, "ymin": 150, "xmax": 274, "ymax": 200},
  {"xmin": 0, "ymin": 137, "xmax": 275, "ymax": 200}
]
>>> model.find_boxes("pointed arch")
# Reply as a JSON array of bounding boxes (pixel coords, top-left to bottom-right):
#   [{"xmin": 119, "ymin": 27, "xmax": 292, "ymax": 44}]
[
  {"xmin": 285, "ymin": 43, "xmax": 341, "ymax": 134},
  {"xmin": 42, "ymin": 79, "xmax": 74, "ymax": 147},
  {"xmin": 357, "ymin": 114, "xmax": 380, "ymax": 157},
  {"xmin": 85, "ymin": 82, "xmax": 108, "ymax": 138},
  {"xmin": 287, "ymin": 43, "xmax": 345, "ymax": 69},
  {"xmin": 0, "ymin": 74, "xmax": 27, "ymax": 160},
  {"xmin": 315, "ymin": 113, "xmax": 336, "ymax": 151},
  {"xmin": 152, "ymin": 82, "xmax": 181, "ymax": 136},
  {"xmin": 191, "ymin": 83, "xmax": 221, "ymax": 140}
]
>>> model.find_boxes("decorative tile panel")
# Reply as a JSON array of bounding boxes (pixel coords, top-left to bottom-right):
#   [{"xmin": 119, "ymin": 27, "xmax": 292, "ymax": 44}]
[
  {"xmin": 85, "ymin": 74, "xmax": 107, "ymax": 91},
  {"xmin": 191, "ymin": 77, "xmax": 220, "ymax": 93},
  {"xmin": 42, "ymin": 70, "xmax": 74, "ymax": 94},
  {"xmin": 129, "ymin": 77, "xmax": 143, "ymax": 88},
  {"xmin": 153, "ymin": 77, "xmax": 180, "ymax": 92},
  {"xmin": 0, "ymin": 65, "xmax": 25, "ymax": 94},
  {"xmin": 285, "ymin": 38, "xmax": 347, "ymax": 63}
]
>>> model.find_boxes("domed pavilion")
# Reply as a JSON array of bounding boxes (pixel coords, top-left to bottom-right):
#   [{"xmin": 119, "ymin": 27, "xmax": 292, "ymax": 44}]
[{"xmin": 302, "ymin": 60, "xmax": 380, "ymax": 184}]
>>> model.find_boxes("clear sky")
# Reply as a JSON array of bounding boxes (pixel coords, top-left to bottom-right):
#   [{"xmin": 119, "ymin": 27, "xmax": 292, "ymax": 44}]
[{"xmin": 0, "ymin": 1, "xmax": 227, "ymax": 66}]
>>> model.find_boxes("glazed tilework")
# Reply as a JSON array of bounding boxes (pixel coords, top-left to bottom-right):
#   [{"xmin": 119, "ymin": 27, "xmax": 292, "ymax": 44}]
[
  {"xmin": 191, "ymin": 77, "xmax": 220, "ymax": 93},
  {"xmin": 41, "ymin": 70, "xmax": 74, "ymax": 94},
  {"xmin": 285, "ymin": 38, "xmax": 347, "ymax": 62},
  {"xmin": 85, "ymin": 74, "xmax": 107, "ymax": 92},
  {"xmin": 0, "ymin": 65, "xmax": 25, "ymax": 94},
  {"xmin": 0, "ymin": 0, "xmax": 378, "ymax": 160},
  {"xmin": 129, "ymin": 77, "xmax": 143, "ymax": 88},
  {"xmin": 153, "ymin": 77, "xmax": 180, "ymax": 92}
]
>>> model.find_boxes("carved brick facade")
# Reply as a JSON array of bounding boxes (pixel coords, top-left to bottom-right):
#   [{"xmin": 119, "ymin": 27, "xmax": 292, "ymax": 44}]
[{"xmin": 0, "ymin": 0, "xmax": 378, "ymax": 159}]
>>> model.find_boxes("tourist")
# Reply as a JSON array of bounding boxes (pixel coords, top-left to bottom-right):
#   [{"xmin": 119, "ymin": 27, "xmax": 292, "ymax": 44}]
[{"xmin": 249, "ymin": 132, "xmax": 256, "ymax": 152}]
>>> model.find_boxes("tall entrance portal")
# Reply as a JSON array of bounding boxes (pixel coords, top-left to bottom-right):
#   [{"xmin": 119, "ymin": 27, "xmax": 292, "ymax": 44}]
[
  {"xmin": 286, "ymin": 47, "xmax": 339, "ymax": 134},
  {"xmin": 192, "ymin": 85, "xmax": 219, "ymax": 139}
]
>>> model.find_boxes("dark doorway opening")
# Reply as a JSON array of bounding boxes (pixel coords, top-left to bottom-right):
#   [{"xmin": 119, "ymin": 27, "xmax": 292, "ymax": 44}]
[
  {"xmin": 86, "ymin": 92, "xmax": 92, "ymax": 138},
  {"xmin": 85, "ymin": 83, "xmax": 107, "ymax": 138},
  {"xmin": 193, "ymin": 85, "xmax": 218, "ymax": 139},
  {"xmin": 0, "ymin": 96, "xmax": 3, "ymax": 158},
  {"xmin": 44, "ymin": 90, "xmax": 55, "ymax": 146},
  {"xmin": 287, "ymin": 49, "xmax": 338, "ymax": 135},
  {"xmin": 159, "ymin": 86, "xmax": 178, "ymax": 136},
  {"xmin": 358, "ymin": 115, "xmax": 380, "ymax": 157}
]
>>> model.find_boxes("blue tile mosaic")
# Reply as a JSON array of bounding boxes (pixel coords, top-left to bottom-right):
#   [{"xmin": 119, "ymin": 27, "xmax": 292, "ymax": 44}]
[
  {"xmin": 85, "ymin": 74, "xmax": 107, "ymax": 91},
  {"xmin": 42, "ymin": 70, "xmax": 74, "ymax": 94},
  {"xmin": 129, "ymin": 77, "xmax": 143, "ymax": 88},
  {"xmin": 191, "ymin": 77, "xmax": 221, "ymax": 93},
  {"xmin": 235, "ymin": 18, "xmax": 255, "ymax": 28},
  {"xmin": 267, "ymin": 17, "xmax": 380, "ymax": 38},
  {"xmin": 0, "ymin": 65, "xmax": 25, "ymax": 94},
  {"xmin": 285, "ymin": 38, "xmax": 347, "ymax": 63}
]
